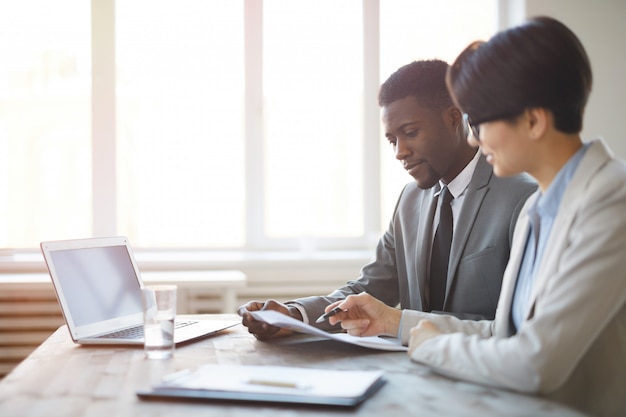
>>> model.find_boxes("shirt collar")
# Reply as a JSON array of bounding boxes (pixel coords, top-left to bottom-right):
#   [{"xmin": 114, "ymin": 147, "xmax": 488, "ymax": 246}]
[{"xmin": 438, "ymin": 149, "xmax": 480, "ymax": 199}]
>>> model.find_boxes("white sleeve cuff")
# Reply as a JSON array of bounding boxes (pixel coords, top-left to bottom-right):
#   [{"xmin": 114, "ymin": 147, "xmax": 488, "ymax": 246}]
[{"xmin": 286, "ymin": 302, "xmax": 310, "ymax": 324}]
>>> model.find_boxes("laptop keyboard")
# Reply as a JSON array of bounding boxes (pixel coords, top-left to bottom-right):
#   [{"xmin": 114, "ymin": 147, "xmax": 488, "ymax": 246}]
[
  {"xmin": 95, "ymin": 320, "xmax": 198, "ymax": 340},
  {"xmin": 98, "ymin": 325, "xmax": 144, "ymax": 339}
]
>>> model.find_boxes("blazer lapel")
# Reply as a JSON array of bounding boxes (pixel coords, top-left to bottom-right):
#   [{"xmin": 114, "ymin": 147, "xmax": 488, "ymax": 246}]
[
  {"xmin": 445, "ymin": 155, "xmax": 491, "ymax": 303},
  {"xmin": 522, "ymin": 140, "xmax": 611, "ymax": 323}
]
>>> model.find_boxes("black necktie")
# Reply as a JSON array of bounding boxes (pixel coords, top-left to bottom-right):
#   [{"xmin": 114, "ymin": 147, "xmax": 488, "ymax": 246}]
[{"xmin": 429, "ymin": 186, "xmax": 454, "ymax": 312}]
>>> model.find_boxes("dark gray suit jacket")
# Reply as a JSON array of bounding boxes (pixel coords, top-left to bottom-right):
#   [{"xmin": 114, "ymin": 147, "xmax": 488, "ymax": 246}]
[{"xmin": 293, "ymin": 154, "xmax": 537, "ymax": 328}]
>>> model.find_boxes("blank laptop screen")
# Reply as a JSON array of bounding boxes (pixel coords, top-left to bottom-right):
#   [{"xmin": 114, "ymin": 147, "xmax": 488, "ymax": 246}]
[{"xmin": 49, "ymin": 245, "xmax": 143, "ymax": 327}]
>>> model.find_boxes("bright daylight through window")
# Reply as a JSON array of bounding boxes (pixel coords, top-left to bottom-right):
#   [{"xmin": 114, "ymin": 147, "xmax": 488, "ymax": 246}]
[{"xmin": 0, "ymin": 0, "xmax": 496, "ymax": 252}]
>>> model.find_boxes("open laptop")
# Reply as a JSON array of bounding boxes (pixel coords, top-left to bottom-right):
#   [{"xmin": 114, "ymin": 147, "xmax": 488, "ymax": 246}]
[{"xmin": 40, "ymin": 236, "xmax": 239, "ymax": 346}]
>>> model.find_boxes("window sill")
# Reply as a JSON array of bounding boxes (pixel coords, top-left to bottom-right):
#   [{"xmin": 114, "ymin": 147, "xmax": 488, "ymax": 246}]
[{"xmin": 0, "ymin": 249, "xmax": 372, "ymax": 273}]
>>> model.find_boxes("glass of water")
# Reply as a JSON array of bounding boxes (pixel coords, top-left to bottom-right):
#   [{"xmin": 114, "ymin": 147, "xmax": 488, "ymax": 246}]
[{"xmin": 141, "ymin": 285, "xmax": 177, "ymax": 359}]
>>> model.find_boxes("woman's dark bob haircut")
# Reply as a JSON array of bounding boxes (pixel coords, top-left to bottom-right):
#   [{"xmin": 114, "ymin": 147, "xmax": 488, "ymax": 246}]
[{"xmin": 446, "ymin": 16, "xmax": 592, "ymax": 133}]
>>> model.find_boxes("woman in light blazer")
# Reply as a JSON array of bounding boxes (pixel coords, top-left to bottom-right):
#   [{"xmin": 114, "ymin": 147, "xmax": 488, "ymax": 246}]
[{"xmin": 323, "ymin": 16, "xmax": 626, "ymax": 417}]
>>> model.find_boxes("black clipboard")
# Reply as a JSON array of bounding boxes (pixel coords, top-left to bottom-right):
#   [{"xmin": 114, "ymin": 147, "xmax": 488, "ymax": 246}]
[{"xmin": 137, "ymin": 364, "xmax": 386, "ymax": 408}]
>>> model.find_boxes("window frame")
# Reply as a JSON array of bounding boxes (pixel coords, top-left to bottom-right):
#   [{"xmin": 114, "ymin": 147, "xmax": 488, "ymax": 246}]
[
  {"xmin": 92, "ymin": 0, "xmax": 383, "ymax": 252},
  {"xmin": 0, "ymin": 0, "xmax": 503, "ymax": 268}
]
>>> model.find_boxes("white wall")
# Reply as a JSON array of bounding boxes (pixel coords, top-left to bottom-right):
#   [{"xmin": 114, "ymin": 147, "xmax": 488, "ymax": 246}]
[{"xmin": 508, "ymin": 0, "xmax": 626, "ymax": 158}]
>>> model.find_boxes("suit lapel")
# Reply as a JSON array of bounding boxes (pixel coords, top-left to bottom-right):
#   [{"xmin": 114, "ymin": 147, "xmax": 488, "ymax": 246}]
[
  {"xmin": 445, "ymin": 155, "xmax": 492, "ymax": 302},
  {"xmin": 522, "ymin": 140, "xmax": 610, "ymax": 323}
]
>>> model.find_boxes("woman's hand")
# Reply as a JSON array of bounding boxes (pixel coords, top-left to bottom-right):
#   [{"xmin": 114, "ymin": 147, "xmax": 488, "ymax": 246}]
[
  {"xmin": 408, "ymin": 320, "xmax": 444, "ymax": 356},
  {"xmin": 326, "ymin": 292, "xmax": 402, "ymax": 337}
]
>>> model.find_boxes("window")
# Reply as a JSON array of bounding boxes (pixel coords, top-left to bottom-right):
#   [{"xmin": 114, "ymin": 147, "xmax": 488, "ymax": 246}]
[
  {"xmin": 0, "ymin": 0, "xmax": 91, "ymax": 248},
  {"xmin": 116, "ymin": 0, "xmax": 245, "ymax": 248},
  {"xmin": 263, "ymin": 1, "xmax": 364, "ymax": 242},
  {"xmin": 0, "ymin": 0, "xmax": 497, "ymax": 252}
]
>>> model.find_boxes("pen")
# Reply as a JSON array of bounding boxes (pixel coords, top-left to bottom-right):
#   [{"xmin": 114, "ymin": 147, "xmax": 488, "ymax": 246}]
[
  {"xmin": 246, "ymin": 378, "xmax": 303, "ymax": 389},
  {"xmin": 315, "ymin": 306, "xmax": 344, "ymax": 324}
]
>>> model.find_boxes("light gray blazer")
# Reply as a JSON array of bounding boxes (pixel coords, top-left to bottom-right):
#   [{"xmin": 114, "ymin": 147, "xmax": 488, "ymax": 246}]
[
  {"xmin": 294, "ymin": 154, "xmax": 536, "ymax": 327},
  {"xmin": 403, "ymin": 139, "xmax": 626, "ymax": 417}
]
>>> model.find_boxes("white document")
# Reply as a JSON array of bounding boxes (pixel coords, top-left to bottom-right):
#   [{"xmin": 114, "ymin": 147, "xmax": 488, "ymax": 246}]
[
  {"xmin": 139, "ymin": 364, "xmax": 386, "ymax": 406},
  {"xmin": 155, "ymin": 364, "xmax": 384, "ymax": 399},
  {"xmin": 250, "ymin": 310, "xmax": 408, "ymax": 352}
]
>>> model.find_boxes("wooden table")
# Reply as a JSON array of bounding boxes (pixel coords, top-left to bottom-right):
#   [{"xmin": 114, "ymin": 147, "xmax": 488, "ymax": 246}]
[{"xmin": 0, "ymin": 315, "xmax": 588, "ymax": 417}]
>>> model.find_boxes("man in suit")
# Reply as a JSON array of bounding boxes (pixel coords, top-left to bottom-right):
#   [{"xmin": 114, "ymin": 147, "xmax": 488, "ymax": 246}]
[
  {"xmin": 238, "ymin": 59, "xmax": 536, "ymax": 339},
  {"xmin": 328, "ymin": 17, "xmax": 626, "ymax": 417}
]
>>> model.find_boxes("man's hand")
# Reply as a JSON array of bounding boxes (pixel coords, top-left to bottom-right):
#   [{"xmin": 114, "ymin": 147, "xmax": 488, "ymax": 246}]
[
  {"xmin": 237, "ymin": 299, "xmax": 303, "ymax": 340},
  {"xmin": 326, "ymin": 292, "xmax": 401, "ymax": 338},
  {"xmin": 407, "ymin": 320, "xmax": 444, "ymax": 356}
]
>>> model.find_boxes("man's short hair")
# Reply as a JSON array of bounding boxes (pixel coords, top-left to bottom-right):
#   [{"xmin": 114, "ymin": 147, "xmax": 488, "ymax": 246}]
[{"xmin": 379, "ymin": 59, "xmax": 454, "ymax": 110}]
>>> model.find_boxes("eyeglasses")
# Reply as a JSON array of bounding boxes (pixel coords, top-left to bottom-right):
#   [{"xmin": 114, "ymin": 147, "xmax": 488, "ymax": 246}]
[
  {"xmin": 463, "ymin": 111, "xmax": 523, "ymax": 141},
  {"xmin": 463, "ymin": 113, "xmax": 481, "ymax": 141}
]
